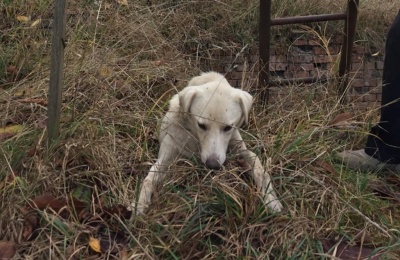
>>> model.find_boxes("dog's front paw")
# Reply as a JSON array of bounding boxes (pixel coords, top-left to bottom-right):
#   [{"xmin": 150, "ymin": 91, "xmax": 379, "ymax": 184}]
[
  {"xmin": 267, "ymin": 199, "xmax": 283, "ymax": 213},
  {"xmin": 128, "ymin": 201, "xmax": 147, "ymax": 216},
  {"xmin": 264, "ymin": 193, "xmax": 283, "ymax": 213}
]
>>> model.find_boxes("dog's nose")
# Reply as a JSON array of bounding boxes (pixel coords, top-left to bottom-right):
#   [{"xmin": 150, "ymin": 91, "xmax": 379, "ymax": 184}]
[{"xmin": 205, "ymin": 156, "xmax": 221, "ymax": 170}]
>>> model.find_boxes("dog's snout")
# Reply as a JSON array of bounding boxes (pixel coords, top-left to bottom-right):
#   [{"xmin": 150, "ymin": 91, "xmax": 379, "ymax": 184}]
[{"xmin": 205, "ymin": 155, "xmax": 221, "ymax": 170}]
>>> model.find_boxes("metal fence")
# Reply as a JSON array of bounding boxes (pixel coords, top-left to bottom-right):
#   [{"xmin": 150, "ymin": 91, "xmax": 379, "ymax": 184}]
[{"xmin": 259, "ymin": 0, "xmax": 359, "ymax": 103}]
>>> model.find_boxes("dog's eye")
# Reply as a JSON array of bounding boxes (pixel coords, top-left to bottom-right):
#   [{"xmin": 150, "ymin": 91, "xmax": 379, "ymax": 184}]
[
  {"xmin": 223, "ymin": 125, "xmax": 233, "ymax": 132},
  {"xmin": 198, "ymin": 122, "xmax": 207, "ymax": 130}
]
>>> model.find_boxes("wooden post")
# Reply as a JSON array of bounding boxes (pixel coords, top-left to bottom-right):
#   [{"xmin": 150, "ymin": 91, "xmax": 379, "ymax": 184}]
[
  {"xmin": 47, "ymin": 0, "xmax": 67, "ymax": 144},
  {"xmin": 259, "ymin": 0, "xmax": 272, "ymax": 103}
]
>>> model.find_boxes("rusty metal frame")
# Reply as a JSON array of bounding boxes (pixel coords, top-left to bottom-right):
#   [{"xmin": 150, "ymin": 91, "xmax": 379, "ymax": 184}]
[{"xmin": 259, "ymin": 0, "xmax": 359, "ymax": 102}]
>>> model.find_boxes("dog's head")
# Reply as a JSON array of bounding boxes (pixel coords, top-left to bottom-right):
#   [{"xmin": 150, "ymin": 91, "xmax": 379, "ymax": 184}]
[{"xmin": 178, "ymin": 82, "xmax": 253, "ymax": 169}]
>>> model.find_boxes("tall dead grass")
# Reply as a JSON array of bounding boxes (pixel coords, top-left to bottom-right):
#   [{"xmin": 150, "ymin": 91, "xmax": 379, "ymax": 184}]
[{"xmin": 1, "ymin": 0, "xmax": 400, "ymax": 259}]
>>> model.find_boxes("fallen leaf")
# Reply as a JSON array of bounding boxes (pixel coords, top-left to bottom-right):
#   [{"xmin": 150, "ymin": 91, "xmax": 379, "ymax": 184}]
[
  {"xmin": 27, "ymin": 193, "xmax": 88, "ymax": 219},
  {"xmin": 17, "ymin": 98, "xmax": 48, "ymax": 106},
  {"xmin": 99, "ymin": 237, "xmax": 120, "ymax": 254},
  {"xmin": 71, "ymin": 185, "xmax": 92, "ymax": 205},
  {"xmin": 0, "ymin": 241, "xmax": 16, "ymax": 260},
  {"xmin": 27, "ymin": 194, "xmax": 67, "ymax": 212},
  {"xmin": 12, "ymin": 84, "xmax": 42, "ymax": 97},
  {"xmin": 89, "ymin": 237, "xmax": 101, "ymax": 253},
  {"xmin": 315, "ymin": 159, "xmax": 337, "ymax": 175},
  {"xmin": 99, "ymin": 66, "xmax": 111, "ymax": 77},
  {"xmin": 116, "ymin": 0, "xmax": 128, "ymax": 6},
  {"xmin": 103, "ymin": 205, "xmax": 132, "ymax": 220},
  {"xmin": 0, "ymin": 133, "xmax": 15, "ymax": 140},
  {"xmin": 329, "ymin": 112, "xmax": 353, "ymax": 126},
  {"xmin": 17, "ymin": 206, "xmax": 40, "ymax": 241},
  {"xmin": 30, "ymin": 18, "xmax": 41, "ymax": 27},
  {"xmin": 16, "ymin": 15, "xmax": 30, "ymax": 23},
  {"xmin": 322, "ymin": 239, "xmax": 381, "ymax": 259},
  {"xmin": 6, "ymin": 65, "xmax": 16, "ymax": 74},
  {"xmin": 0, "ymin": 125, "xmax": 23, "ymax": 140}
]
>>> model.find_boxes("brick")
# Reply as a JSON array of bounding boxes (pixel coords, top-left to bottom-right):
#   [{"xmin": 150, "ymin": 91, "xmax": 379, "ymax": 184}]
[
  {"xmin": 250, "ymin": 55, "xmax": 258, "ymax": 63},
  {"xmin": 275, "ymin": 55, "xmax": 287, "ymax": 63},
  {"xmin": 275, "ymin": 63, "xmax": 287, "ymax": 71},
  {"xmin": 291, "ymin": 54, "xmax": 313, "ymax": 63},
  {"xmin": 309, "ymin": 70, "xmax": 321, "ymax": 78},
  {"xmin": 351, "ymin": 62, "xmax": 363, "ymax": 71},
  {"xmin": 313, "ymin": 55, "xmax": 331, "ymax": 63},
  {"xmin": 328, "ymin": 46, "xmax": 340, "ymax": 55},
  {"xmin": 353, "ymin": 86, "xmax": 369, "ymax": 94},
  {"xmin": 308, "ymin": 39, "xmax": 320, "ymax": 46},
  {"xmin": 249, "ymin": 48, "xmax": 258, "ymax": 55},
  {"xmin": 365, "ymin": 78, "xmax": 378, "ymax": 87},
  {"xmin": 351, "ymin": 79, "xmax": 364, "ymax": 87},
  {"xmin": 326, "ymin": 63, "xmax": 335, "ymax": 70},
  {"xmin": 313, "ymin": 47, "xmax": 326, "ymax": 55},
  {"xmin": 275, "ymin": 47, "xmax": 286, "ymax": 55},
  {"xmin": 364, "ymin": 61, "xmax": 374, "ymax": 71},
  {"xmin": 269, "ymin": 63, "xmax": 276, "ymax": 71},
  {"xmin": 353, "ymin": 45, "xmax": 365, "ymax": 54},
  {"xmin": 287, "ymin": 64, "xmax": 297, "ymax": 72},
  {"xmin": 349, "ymin": 71, "xmax": 362, "ymax": 79},
  {"xmin": 371, "ymin": 70, "xmax": 382, "ymax": 78},
  {"xmin": 293, "ymin": 38, "xmax": 308, "ymax": 46},
  {"xmin": 235, "ymin": 64, "xmax": 244, "ymax": 72},
  {"xmin": 284, "ymin": 71, "xmax": 309, "ymax": 78},
  {"xmin": 364, "ymin": 94, "xmax": 378, "ymax": 102},
  {"xmin": 334, "ymin": 34, "xmax": 343, "ymax": 44},
  {"xmin": 299, "ymin": 63, "xmax": 315, "ymax": 71},
  {"xmin": 352, "ymin": 54, "xmax": 364, "ymax": 62},
  {"xmin": 357, "ymin": 102, "xmax": 370, "ymax": 110},
  {"xmin": 376, "ymin": 61, "xmax": 384, "ymax": 70},
  {"xmin": 228, "ymin": 79, "xmax": 238, "ymax": 87},
  {"xmin": 370, "ymin": 85, "xmax": 382, "ymax": 94},
  {"xmin": 254, "ymin": 63, "xmax": 260, "ymax": 71},
  {"xmin": 230, "ymin": 71, "xmax": 242, "ymax": 79},
  {"xmin": 349, "ymin": 94, "xmax": 362, "ymax": 102}
]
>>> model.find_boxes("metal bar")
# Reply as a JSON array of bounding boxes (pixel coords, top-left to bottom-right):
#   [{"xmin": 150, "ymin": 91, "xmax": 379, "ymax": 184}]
[
  {"xmin": 271, "ymin": 13, "xmax": 347, "ymax": 26},
  {"xmin": 338, "ymin": 0, "xmax": 359, "ymax": 101},
  {"xmin": 47, "ymin": 0, "xmax": 67, "ymax": 144},
  {"xmin": 259, "ymin": 0, "xmax": 272, "ymax": 102},
  {"xmin": 269, "ymin": 76, "xmax": 328, "ymax": 86}
]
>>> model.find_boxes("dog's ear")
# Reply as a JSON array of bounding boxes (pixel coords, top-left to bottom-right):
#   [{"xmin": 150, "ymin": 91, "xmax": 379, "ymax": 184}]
[
  {"xmin": 179, "ymin": 87, "xmax": 198, "ymax": 114},
  {"xmin": 237, "ymin": 90, "xmax": 253, "ymax": 125}
]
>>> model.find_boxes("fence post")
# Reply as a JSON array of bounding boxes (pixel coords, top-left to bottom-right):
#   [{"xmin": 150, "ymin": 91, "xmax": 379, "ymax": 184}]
[
  {"xmin": 259, "ymin": 0, "xmax": 272, "ymax": 102},
  {"xmin": 47, "ymin": 0, "xmax": 67, "ymax": 144},
  {"xmin": 338, "ymin": 0, "xmax": 359, "ymax": 101}
]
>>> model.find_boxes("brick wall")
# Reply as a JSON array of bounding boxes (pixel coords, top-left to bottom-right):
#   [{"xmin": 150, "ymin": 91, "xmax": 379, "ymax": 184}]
[{"xmin": 196, "ymin": 33, "xmax": 385, "ymax": 110}]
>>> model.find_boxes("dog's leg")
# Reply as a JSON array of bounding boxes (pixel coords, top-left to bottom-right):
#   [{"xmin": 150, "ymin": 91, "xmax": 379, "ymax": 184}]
[
  {"xmin": 133, "ymin": 135, "xmax": 178, "ymax": 215},
  {"xmin": 135, "ymin": 161, "xmax": 165, "ymax": 214},
  {"xmin": 230, "ymin": 131, "xmax": 283, "ymax": 212}
]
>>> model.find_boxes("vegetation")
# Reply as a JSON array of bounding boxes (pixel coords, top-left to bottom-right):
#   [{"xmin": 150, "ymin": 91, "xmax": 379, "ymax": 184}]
[{"xmin": 0, "ymin": 0, "xmax": 399, "ymax": 258}]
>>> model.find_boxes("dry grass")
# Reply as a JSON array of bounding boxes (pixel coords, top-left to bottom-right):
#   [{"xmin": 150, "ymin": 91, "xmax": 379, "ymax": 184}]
[{"xmin": 1, "ymin": 0, "xmax": 400, "ymax": 259}]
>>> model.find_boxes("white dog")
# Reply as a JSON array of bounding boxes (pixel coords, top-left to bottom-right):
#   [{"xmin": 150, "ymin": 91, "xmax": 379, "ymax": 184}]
[{"xmin": 133, "ymin": 72, "xmax": 283, "ymax": 214}]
